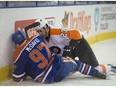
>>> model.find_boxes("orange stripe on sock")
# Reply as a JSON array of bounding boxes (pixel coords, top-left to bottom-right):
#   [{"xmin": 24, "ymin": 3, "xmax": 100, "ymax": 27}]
[
  {"xmin": 84, "ymin": 65, "xmax": 89, "ymax": 74},
  {"xmin": 99, "ymin": 64, "xmax": 106, "ymax": 73}
]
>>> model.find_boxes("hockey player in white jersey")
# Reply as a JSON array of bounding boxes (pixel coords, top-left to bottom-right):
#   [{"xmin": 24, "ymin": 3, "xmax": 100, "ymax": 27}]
[{"xmin": 24, "ymin": 18, "xmax": 116, "ymax": 75}]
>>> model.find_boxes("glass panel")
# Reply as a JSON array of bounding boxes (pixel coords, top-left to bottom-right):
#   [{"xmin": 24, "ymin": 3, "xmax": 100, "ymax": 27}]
[
  {"xmin": 8, "ymin": 1, "xmax": 36, "ymax": 7},
  {"xmin": 88, "ymin": 1, "xmax": 98, "ymax": 4},
  {"xmin": 99, "ymin": 1, "xmax": 113, "ymax": 4},
  {"xmin": 0, "ymin": 1, "xmax": 6, "ymax": 7},
  {"xmin": 59, "ymin": 1, "xmax": 74, "ymax": 5},
  {"xmin": 75, "ymin": 1, "xmax": 88, "ymax": 5},
  {"xmin": 37, "ymin": 1, "xmax": 58, "ymax": 6}
]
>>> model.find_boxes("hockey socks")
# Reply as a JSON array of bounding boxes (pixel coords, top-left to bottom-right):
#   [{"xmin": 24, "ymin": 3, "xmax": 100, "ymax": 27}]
[{"xmin": 75, "ymin": 60, "xmax": 106, "ymax": 79}]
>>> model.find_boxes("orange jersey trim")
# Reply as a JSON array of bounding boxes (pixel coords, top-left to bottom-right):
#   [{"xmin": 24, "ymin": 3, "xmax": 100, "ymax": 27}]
[
  {"xmin": 13, "ymin": 36, "xmax": 36, "ymax": 63},
  {"xmin": 50, "ymin": 28, "xmax": 82, "ymax": 40}
]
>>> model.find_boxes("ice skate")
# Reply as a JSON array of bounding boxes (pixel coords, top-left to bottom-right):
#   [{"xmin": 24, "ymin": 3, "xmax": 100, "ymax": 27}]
[
  {"xmin": 108, "ymin": 64, "xmax": 116, "ymax": 73},
  {"xmin": 92, "ymin": 71, "xmax": 106, "ymax": 79}
]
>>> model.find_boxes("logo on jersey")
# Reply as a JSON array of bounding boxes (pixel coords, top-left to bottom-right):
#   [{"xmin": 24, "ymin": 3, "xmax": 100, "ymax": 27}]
[{"xmin": 49, "ymin": 46, "xmax": 61, "ymax": 54}]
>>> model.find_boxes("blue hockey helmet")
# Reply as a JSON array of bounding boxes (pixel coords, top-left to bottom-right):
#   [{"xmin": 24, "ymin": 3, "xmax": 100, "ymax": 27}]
[{"xmin": 12, "ymin": 31, "xmax": 26, "ymax": 44}]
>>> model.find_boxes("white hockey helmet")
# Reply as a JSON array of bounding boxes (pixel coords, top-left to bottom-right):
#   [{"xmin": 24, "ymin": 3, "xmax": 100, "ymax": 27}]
[
  {"xmin": 35, "ymin": 18, "xmax": 49, "ymax": 37},
  {"xmin": 35, "ymin": 18, "xmax": 48, "ymax": 30}
]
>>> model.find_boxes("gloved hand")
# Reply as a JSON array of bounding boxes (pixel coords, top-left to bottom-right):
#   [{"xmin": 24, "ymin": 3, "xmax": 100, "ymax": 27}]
[{"xmin": 62, "ymin": 46, "xmax": 73, "ymax": 58}]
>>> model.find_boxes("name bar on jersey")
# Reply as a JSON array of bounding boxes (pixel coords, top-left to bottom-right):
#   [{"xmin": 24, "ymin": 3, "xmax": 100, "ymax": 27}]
[{"xmin": 26, "ymin": 38, "xmax": 40, "ymax": 52}]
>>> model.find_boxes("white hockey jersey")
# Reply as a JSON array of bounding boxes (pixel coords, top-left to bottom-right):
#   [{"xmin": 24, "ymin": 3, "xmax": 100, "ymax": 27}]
[{"xmin": 47, "ymin": 25, "xmax": 82, "ymax": 56}]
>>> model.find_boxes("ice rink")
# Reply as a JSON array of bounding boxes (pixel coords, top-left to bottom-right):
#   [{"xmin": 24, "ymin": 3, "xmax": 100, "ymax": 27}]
[{"xmin": 0, "ymin": 38, "xmax": 116, "ymax": 86}]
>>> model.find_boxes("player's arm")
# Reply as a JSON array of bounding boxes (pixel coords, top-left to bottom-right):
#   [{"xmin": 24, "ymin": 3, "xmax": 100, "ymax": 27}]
[
  {"xmin": 12, "ymin": 64, "xmax": 26, "ymax": 82},
  {"xmin": 12, "ymin": 53, "xmax": 27, "ymax": 82},
  {"xmin": 50, "ymin": 29, "xmax": 82, "ymax": 40},
  {"xmin": 12, "ymin": 72, "xmax": 26, "ymax": 82},
  {"xmin": 67, "ymin": 30, "xmax": 82, "ymax": 40}
]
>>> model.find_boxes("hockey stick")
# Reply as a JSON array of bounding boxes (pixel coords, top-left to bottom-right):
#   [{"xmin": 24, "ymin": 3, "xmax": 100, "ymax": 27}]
[{"xmin": 24, "ymin": 22, "xmax": 40, "ymax": 38}]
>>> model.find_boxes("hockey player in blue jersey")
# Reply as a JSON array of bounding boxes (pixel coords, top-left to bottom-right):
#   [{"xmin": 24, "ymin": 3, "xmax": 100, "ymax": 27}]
[{"xmin": 12, "ymin": 30, "xmax": 106, "ymax": 83}]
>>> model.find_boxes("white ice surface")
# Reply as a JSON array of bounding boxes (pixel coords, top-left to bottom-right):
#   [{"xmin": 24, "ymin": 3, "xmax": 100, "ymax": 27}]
[{"xmin": 0, "ymin": 38, "xmax": 116, "ymax": 86}]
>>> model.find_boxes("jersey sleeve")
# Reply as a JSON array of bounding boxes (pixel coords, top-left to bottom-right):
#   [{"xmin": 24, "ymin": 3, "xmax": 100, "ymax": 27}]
[
  {"xmin": 67, "ymin": 30, "xmax": 82, "ymax": 40},
  {"xmin": 12, "ymin": 52, "xmax": 27, "ymax": 82}
]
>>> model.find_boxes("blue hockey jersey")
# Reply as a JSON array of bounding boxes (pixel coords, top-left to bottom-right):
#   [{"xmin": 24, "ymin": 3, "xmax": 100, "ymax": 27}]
[{"xmin": 12, "ymin": 35, "xmax": 62, "ymax": 83}]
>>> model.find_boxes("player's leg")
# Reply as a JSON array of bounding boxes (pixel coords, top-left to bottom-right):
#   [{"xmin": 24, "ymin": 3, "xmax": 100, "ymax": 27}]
[
  {"xmin": 53, "ymin": 57, "xmax": 77, "ymax": 82},
  {"xmin": 69, "ymin": 36, "xmax": 99, "ymax": 67},
  {"xmin": 74, "ymin": 59, "xmax": 106, "ymax": 79},
  {"xmin": 95, "ymin": 64, "xmax": 116, "ymax": 74},
  {"xmin": 54, "ymin": 58, "xmax": 106, "ymax": 82}
]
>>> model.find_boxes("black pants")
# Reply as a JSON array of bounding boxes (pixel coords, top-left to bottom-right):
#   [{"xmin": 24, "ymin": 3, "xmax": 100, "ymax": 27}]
[{"xmin": 63, "ymin": 36, "xmax": 99, "ymax": 67}]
